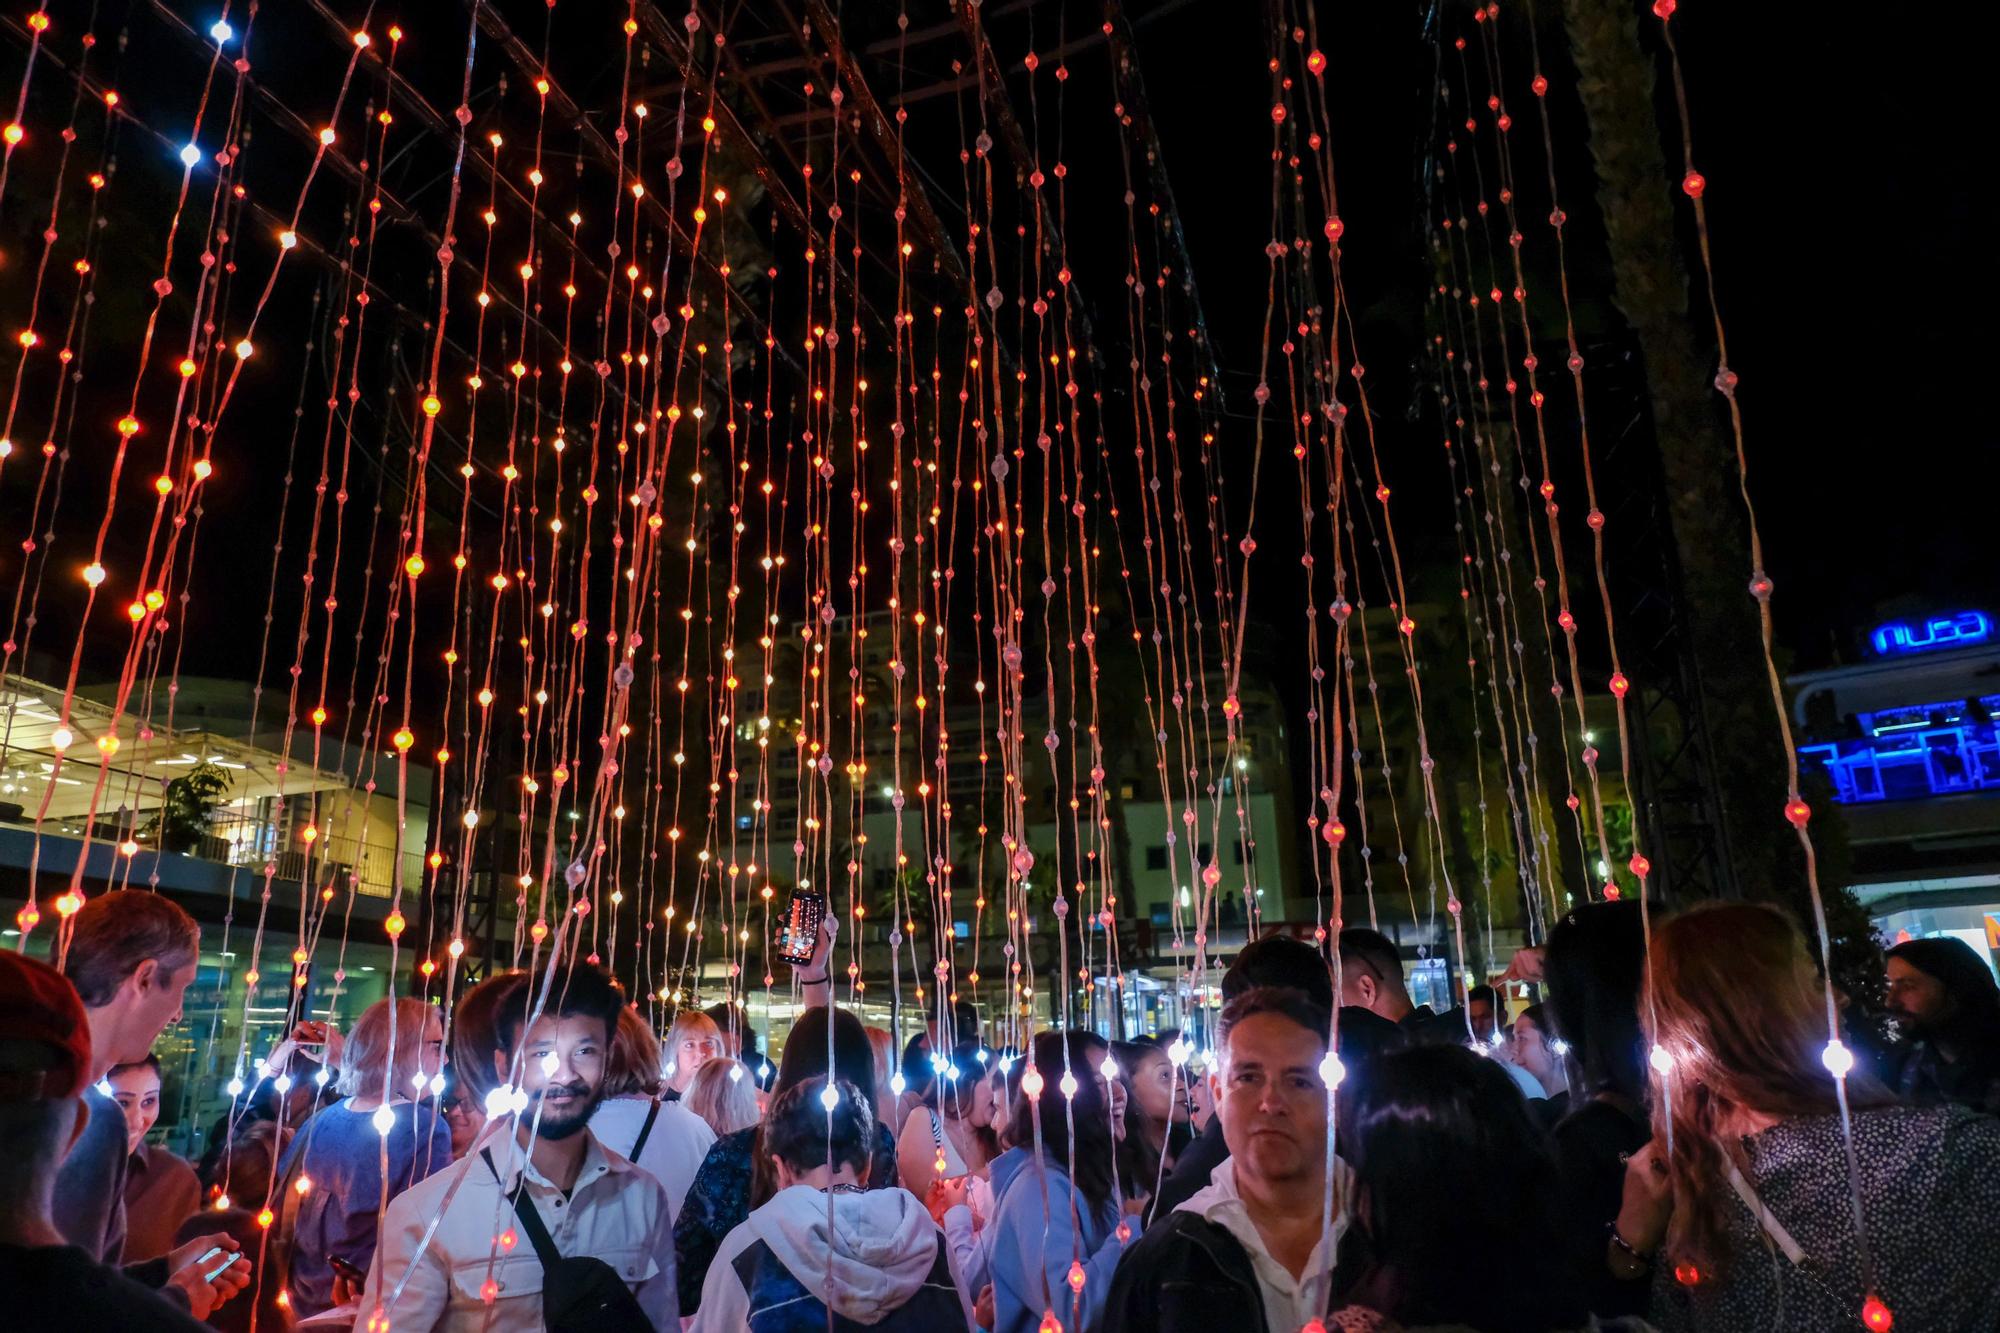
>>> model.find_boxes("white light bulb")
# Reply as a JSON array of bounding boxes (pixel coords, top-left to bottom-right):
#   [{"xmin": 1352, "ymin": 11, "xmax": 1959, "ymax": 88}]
[
  {"xmin": 758, "ymin": 1061, "xmax": 772, "ymax": 1080},
  {"xmin": 1649, "ymin": 1045, "xmax": 1676, "ymax": 1076},
  {"xmin": 975, "ymin": 1048, "xmax": 990, "ymax": 1065},
  {"xmin": 180, "ymin": 143, "xmax": 201, "ymax": 167},
  {"xmin": 1098, "ymin": 1055, "xmax": 1120, "ymax": 1080},
  {"xmin": 1319, "ymin": 1051, "xmax": 1347, "ymax": 1089},
  {"xmin": 508, "ymin": 1086, "xmax": 531, "ymax": 1114},
  {"xmin": 1821, "ymin": 1039, "xmax": 1855, "ymax": 1079},
  {"xmin": 410, "ymin": 1070, "xmax": 429, "ymax": 1091},
  {"xmin": 1059, "ymin": 1071, "xmax": 1079, "ymax": 1099},
  {"xmin": 728, "ymin": 1063, "xmax": 743, "ymax": 1083},
  {"xmin": 371, "ymin": 1103, "xmax": 396, "ymax": 1136},
  {"xmin": 485, "ymin": 1085, "xmax": 514, "ymax": 1118},
  {"xmin": 314, "ymin": 1067, "xmax": 331, "ymax": 1086},
  {"xmin": 890, "ymin": 1071, "xmax": 907, "ymax": 1096},
  {"xmin": 1550, "ymin": 1038, "xmax": 1572, "ymax": 1057},
  {"xmin": 539, "ymin": 1052, "xmax": 559, "ymax": 1078},
  {"xmin": 94, "ymin": 1077, "xmax": 114, "ymax": 1097},
  {"xmin": 225, "ymin": 1076, "xmax": 245, "ymax": 1097},
  {"xmin": 209, "ymin": 19, "xmax": 233, "ymax": 42},
  {"xmin": 818, "ymin": 1083, "xmax": 840, "ymax": 1111},
  {"xmin": 945, "ymin": 1065, "xmax": 960, "ymax": 1082},
  {"xmin": 274, "ymin": 1074, "xmax": 293, "ymax": 1094},
  {"xmin": 255, "ymin": 1060, "xmax": 271, "ymax": 1079},
  {"xmin": 663, "ymin": 1060, "xmax": 677, "ymax": 1079},
  {"xmin": 429, "ymin": 1072, "xmax": 448, "ymax": 1095},
  {"xmin": 1167, "ymin": 1039, "xmax": 1191, "ymax": 1067},
  {"xmin": 998, "ymin": 1055, "xmax": 1015, "ymax": 1075}
]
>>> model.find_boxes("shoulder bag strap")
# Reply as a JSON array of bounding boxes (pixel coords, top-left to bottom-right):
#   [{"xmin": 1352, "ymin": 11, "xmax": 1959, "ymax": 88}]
[
  {"xmin": 630, "ymin": 1095, "xmax": 664, "ymax": 1161},
  {"xmin": 1722, "ymin": 1156, "xmax": 1807, "ymax": 1266},
  {"xmin": 482, "ymin": 1147, "xmax": 564, "ymax": 1271}
]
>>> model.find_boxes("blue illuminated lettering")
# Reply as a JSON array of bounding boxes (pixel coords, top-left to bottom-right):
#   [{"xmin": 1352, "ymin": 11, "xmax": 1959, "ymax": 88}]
[{"xmin": 1869, "ymin": 611, "xmax": 1992, "ymax": 656}]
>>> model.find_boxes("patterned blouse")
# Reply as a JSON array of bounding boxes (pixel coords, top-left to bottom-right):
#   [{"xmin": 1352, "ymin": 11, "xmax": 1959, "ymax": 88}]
[
  {"xmin": 1650, "ymin": 1104, "xmax": 2000, "ymax": 1331},
  {"xmin": 671, "ymin": 1120, "xmax": 900, "ymax": 1314}
]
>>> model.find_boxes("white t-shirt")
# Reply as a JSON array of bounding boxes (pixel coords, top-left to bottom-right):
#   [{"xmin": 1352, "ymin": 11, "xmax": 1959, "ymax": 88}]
[{"xmin": 589, "ymin": 1093, "xmax": 716, "ymax": 1217}]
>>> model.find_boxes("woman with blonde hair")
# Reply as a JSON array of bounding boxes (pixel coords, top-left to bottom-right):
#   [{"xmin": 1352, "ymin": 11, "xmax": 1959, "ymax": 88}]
[
  {"xmin": 275, "ymin": 995, "xmax": 450, "ymax": 1317},
  {"xmin": 683, "ymin": 1058, "xmax": 762, "ymax": 1137},
  {"xmin": 590, "ymin": 1002, "xmax": 716, "ymax": 1214},
  {"xmin": 664, "ymin": 1006, "xmax": 725, "ymax": 1098},
  {"xmin": 1616, "ymin": 902, "xmax": 2000, "ymax": 1331}
]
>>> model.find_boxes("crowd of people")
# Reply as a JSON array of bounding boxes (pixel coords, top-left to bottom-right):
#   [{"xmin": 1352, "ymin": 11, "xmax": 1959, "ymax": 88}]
[{"xmin": 3, "ymin": 888, "xmax": 1999, "ymax": 1331}]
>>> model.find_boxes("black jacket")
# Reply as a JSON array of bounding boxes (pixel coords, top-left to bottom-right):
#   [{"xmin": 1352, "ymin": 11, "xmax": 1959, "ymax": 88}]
[{"xmin": 1103, "ymin": 1210, "xmax": 1322, "ymax": 1333}]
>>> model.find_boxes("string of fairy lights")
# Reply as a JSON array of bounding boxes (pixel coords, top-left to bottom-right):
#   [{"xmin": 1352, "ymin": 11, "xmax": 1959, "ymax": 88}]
[{"xmin": 0, "ymin": 0, "xmax": 1885, "ymax": 1329}]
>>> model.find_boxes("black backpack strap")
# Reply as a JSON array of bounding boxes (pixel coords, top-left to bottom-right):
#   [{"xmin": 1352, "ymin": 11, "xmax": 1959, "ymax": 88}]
[
  {"xmin": 482, "ymin": 1147, "xmax": 563, "ymax": 1271},
  {"xmin": 629, "ymin": 1095, "xmax": 663, "ymax": 1161}
]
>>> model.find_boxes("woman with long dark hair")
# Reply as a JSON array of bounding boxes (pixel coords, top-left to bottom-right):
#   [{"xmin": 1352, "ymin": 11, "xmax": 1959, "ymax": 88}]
[
  {"xmin": 1540, "ymin": 898, "xmax": 1653, "ymax": 1318},
  {"xmin": 1624, "ymin": 903, "xmax": 2000, "ymax": 1331},
  {"xmin": 1111, "ymin": 1039, "xmax": 1193, "ymax": 1204},
  {"xmin": 1332, "ymin": 1044, "xmax": 1585, "ymax": 1332},
  {"xmin": 984, "ymin": 1029, "xmax": 1135, "ymax": 1333},
  {"xmin": 896, "ymin": 1039, "xmax": 1002, "ymax": 1196},
  {"xmin": 671, "ymin": 1004, "xmax": 896, "ymax": 1315}
]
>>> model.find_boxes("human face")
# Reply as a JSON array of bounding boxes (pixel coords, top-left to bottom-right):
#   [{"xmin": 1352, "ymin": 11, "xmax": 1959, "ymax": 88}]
[
  {"xmin": 1128, "ymin": 1049, "xmax": 1188, "ymax": 1127},
  {"xmin": 1510, "ymin": 1015, "xmax": 1553, "ymax": 1084},
  {"xmin": 1468, "ymin": 997, "xmax": 1496, "ymax": 1043},
  {"xmin": 1886, "ymin": 957, "xmax": 1951, "ymax": 1031},
  {"xmin": 108, "ymin": 1063, "xmax": 163, "ymax": 1154},
  {"xmin": 1215, "ymin": 1012, "xmax": 1329, "ymax": 1188},
  {"xmin": 418, "ymin": 1013, "xmax": 448, "ymax": 1085},
  {"xmin": 441, "ymin": 1090, "xmax": 485, "ymax": 1159},
  {"xmin": 947, "ymin": 1066, "xmax": 996, "ymax": 1127},
  {"xmin": 503, "ymin": 1012, "xmax": 608, "ymax": 1141},
  {"xmin": 116, "ymin": 958, "xmax": 198, "ymax": 1065},
  {"xmin": 1105, "ymin": 1064, "xmax": 1129, "ymax": 1142},
  {"xmin": 672, "ymin": 1022, "xmax": 723, "ymax": 1090}
]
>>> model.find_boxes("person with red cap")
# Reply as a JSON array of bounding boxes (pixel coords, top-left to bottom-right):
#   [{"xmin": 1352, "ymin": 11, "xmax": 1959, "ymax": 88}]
[{"xmin": 0, "ymin": 949, "xmax": 233, "ymax": 1328}]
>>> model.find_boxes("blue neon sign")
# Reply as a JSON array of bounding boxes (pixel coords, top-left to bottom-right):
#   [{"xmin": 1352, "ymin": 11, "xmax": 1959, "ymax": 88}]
[{"xmin": 1870, "ymin": 611, "xmax": 1993, "ymax": 657}]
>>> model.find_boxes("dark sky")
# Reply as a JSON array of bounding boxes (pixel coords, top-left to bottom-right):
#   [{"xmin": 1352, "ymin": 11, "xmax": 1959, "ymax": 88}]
[{"xmin": 3, "ymin": 0, "xmax": 1989, "ymax": 697}]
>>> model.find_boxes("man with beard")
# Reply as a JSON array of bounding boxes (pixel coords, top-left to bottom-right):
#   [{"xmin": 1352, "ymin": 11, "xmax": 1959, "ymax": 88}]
[
  {"xmin": 1102, "ymin": 987, "xmax": 1347, "ymax": 1333},
  {"xmin": 1886, "ymin": 935, "xmax": 2000, "ymax": 1113},
  {"xmin": 357, "ymin": 962, "xmax": 675, "ymax": 1331}
]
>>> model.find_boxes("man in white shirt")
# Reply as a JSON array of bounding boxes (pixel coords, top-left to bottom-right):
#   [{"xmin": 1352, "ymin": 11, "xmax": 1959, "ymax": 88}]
[
  {"xmin": 355, "ymin": 962, "xmax": 675, "ymax": 1332},
  {"xmin": 1101, "ymin": 986, "xmax": 1346, "ymax": 1333}
]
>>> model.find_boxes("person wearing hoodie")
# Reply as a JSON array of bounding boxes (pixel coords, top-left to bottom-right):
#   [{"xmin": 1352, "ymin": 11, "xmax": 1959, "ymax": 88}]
[
  {"xmin": 1101, "ymin": 987, "xmax": 1346, "ymax": 1333},
  {"xmin": 691, "ymin": 1077, "xmax": 968, "ymax": 1333},
  {"xmin": 984, "ymin": 1029, "xmax": 1138, "ymax": 1333}
]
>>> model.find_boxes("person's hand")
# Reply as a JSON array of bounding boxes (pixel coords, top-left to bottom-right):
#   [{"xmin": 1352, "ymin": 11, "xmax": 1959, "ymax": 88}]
[
  {"xmin": 1500, "ymin": 946, "xmax": 1545, "ymax": 985},
  {"xmin": 1614, "ymin": 1138, "xmax": 1674, "ymax": 1256},
  {"xmin": 331, "ymin": 1270, "xmax": 361, "ymax": 1308},
  {"xmin": 268, "ymin": 1018, "xmax": 342, "ymax": 1078},
  {"xmin": 1121, "ymin": 1192, "xmax": 1150, "ymax": 1217},
  {"xmin": 925, "ymin": 1174, "xmax": 970, "ymax": 1224},
  {"xmin": 975, "ymin": 1283, "xmax": 996, "ymax": 1331},
  {"xmin": 165, "ymin": 1234, "xmax": 248, "ymax": 1319}
]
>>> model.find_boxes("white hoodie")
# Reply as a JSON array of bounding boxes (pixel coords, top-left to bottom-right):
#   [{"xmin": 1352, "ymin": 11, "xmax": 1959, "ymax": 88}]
[{"xmin": 691, "ymin": 1184, "xmax": 971, "ymax": 1331}]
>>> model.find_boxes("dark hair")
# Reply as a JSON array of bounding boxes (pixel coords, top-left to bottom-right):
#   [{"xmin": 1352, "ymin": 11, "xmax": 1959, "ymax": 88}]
[
  {"xmin": 109, "ymin": 1053, "xmax": 164, "ymax": 1080},
  {"xmin": 754, "ymin": 1007, "xmax": 878, "ymax": 1206},
  {"xmin": 496, "ymin": 963, "xmax": 624, "ymax": 1055},
  {"xmin": 1344, "ymin": 1046, "xmax": 1585, "ymax": 1332},
  {"xmin": 63, "ymin": 890, "xmax": 199, "ymax": 1008},
  {"xmin": 1888, "ymin": 936, "xmax": 2000, "ymax": 1033},
  {"xmin": 765, "ymin": 1077, "xmax": 875, "ymax": 1177},
  {"xmin": 452, "ymin": 971, "xmax": 527, "ymax": 1102},
  {"xmin": 1336, "ymin": 928, "xmax": 1404, "ymax": 1000},
  {"xmin": 1467, "ymin": 984, "xmax": 1498, "ymax": 1007},
  {"xmin": 1012, "ymin": 1029, "xmax": 1117, "ymax": 1216},
  {"xmin": 1544, "ymin": 900, "xmax": 1647, "ymax": 1108},
  {"xmin": 1225, "ymin": 933, "xmax": 1335, "ymax": 1010},
  {"xmin": 1218, "ymin": 985, "xmax": 1332, "ymax": 1049},
  {"xmin": 899, "ymin": 1030, "xmax": 936, "ymax": 1099},
  {"xmin": 932, "ymin": 1040, "xmax": 999, "ymax": 1154},
  {"xmin": 1515, "ymin": 1002, "xmax": 1553, "ymax": 1048}
]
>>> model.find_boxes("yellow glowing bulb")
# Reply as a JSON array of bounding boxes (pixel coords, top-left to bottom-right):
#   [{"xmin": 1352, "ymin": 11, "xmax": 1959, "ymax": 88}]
[
  {"xmin": 192, "ymin": 459, "xmax": 213, "ymax": 480},
  {"xmin": 3, "ymin": 124, "xmax": 23, "ymax": 146},
  {"xmin": 179, "ymin": 358, "xmax": 197, "ymax": 377},
  {"xmin": 392, "ymin": 727, "xmax": 414, "ymax": 751},
  {"xmin": 404, "ymin": 553, "xmax": 425, "ymax": 578},
  {"xmin": 422, "ymin": 394, "xmax": 441, "ymax": 417}
]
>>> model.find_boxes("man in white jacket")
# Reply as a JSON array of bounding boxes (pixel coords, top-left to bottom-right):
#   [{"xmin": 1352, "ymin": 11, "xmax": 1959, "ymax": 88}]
[
  {"xmin": 355, "ymin": 963, "xmax": 675, "ymax": 1332},
  {"xmin": 692, "ymin": 1077, "xmax": 968, "ymax": 1333}
]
